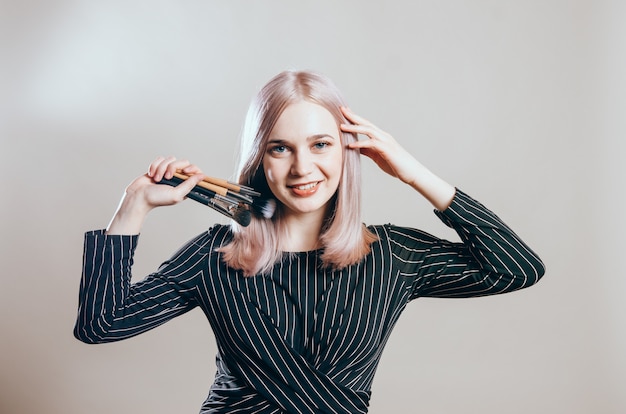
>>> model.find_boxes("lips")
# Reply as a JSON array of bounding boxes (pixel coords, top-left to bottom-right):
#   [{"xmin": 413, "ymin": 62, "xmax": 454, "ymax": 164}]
[{"xmin": 288, "ymin": 181, "xmax": 321, "ymax": 197}]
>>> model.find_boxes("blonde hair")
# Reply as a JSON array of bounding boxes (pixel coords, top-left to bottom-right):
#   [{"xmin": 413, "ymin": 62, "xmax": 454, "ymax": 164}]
[{"xmin": 220, "ymin": 70, "xmax": 378, "ymax": 275}]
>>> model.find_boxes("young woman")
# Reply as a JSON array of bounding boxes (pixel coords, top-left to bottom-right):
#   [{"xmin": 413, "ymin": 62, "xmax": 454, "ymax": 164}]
[{"xmin": 74, "ymin": 70, "xmax": 545, "ymax": 413}]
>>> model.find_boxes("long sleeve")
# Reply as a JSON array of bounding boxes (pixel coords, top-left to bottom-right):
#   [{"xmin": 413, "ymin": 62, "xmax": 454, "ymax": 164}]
[
  {"xmin": 74, "ymin": 229, "xmax": 211, "ymax": 344},
  {"xmin": 387, "ymin": 189, "xmax": 545, "ymax": 299}
]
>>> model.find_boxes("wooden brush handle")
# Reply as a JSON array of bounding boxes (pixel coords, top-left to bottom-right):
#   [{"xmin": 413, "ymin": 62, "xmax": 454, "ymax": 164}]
[
  {"xmin": 202, "ymin": 176, "xmax": 242, "ymax": 192},
  {"xmin": 175, "ymin": 169, "xmax": 259, "ymax": 196},
  {"xmin": 172, "ymin": 172, "xmax": 229, "ymax": 197}
]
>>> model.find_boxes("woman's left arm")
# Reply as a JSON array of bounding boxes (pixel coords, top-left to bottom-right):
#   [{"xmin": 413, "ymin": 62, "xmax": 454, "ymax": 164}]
[
  {"xmin": 341, "ymin": 108, "xmax": 545, "ymax": 297},
  {"xmin": 381, "ymin": 188, "xmax": 545, "ymax": 298}
]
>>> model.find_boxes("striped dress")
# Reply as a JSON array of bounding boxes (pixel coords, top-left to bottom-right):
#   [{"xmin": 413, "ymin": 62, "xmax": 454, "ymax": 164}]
[{"xmin": 74, "ymin": 190, "xmax": 545, "ymax": 413}]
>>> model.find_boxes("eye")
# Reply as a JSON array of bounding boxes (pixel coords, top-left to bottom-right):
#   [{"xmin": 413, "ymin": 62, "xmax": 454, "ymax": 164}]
[
  {"xmin": 313, "ymin": 141, "xmax": 331, "ymax": 150},
  {"xmin": 269, "ymin": 145, "xmax": 289, "ymax": 155}
]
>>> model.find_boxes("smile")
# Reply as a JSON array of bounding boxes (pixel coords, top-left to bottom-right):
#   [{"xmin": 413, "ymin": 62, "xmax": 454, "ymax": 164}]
[
  {"xmin": 288, "ymin": 181, "xmax": 321, "ymax": 196},
  {"xmin": 291, "ymin": 182, "xmax": 319, "ymax": 190}
]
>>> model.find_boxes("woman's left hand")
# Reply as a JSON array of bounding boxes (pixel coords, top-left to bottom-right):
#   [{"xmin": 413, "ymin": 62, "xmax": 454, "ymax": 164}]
[
  {"xmin": 340, "ymin": 107, "xmax": 456, "ymax": 211},
  {"xmin": 340, "ymin": 107, "xmax": 420, "ymax": 187}
]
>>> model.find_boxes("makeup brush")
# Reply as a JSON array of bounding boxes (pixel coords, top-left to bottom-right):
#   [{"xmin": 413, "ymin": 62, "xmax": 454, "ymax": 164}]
[
  {"xmin": 175, "ymin": 172, "xmax": 276, "ymax": 219},
  {"xmin": 168, "ymin": 173, "xmax": 247, "ymax": 208},
  {"xmin": 206, "ymin": 197, "xmax": 252, "ymax": 227},
  {"xmin": 173, "ymin": 172, "xmax": 254, "ymax": 204},
  {"xmin": 200, "ymin": 176, "xmax": 261, "ymax": 197},
  {"xmin": 159, "ymin": 177, "xmax": 252, "ymax": 226}
]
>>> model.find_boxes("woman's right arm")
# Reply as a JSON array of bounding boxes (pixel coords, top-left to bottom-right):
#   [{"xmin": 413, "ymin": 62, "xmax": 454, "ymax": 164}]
[
  {"xmin": 74, "ymin": 157, "xmax": 207, "ymax": 344},
  {"xmin": 74, "ymin": 228, "xmax": 214, "ymax": 343}
]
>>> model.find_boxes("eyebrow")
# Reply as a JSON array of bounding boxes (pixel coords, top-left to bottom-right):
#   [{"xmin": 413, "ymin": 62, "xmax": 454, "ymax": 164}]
[{"xmin": 267, "ymin": 134, "xmax": 336, "ymax": 145}]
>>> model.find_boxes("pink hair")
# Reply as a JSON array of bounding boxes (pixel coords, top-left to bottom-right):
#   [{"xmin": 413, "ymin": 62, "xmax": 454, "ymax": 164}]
[{"xmin": 220, "ymin": 70, "xmax": 377, "ymax": 275}]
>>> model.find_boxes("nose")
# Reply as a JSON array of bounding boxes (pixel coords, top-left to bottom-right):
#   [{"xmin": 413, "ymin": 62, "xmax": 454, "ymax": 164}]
[{"xmin": 290, "ymin": 151, "xmax": 313, "ymax": 177}]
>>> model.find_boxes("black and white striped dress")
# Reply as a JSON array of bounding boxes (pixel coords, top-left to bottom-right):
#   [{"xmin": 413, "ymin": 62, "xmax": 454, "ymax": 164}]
[{"xmin": 74, "ymin": 190, "xmax": 545, "ymax": 413}]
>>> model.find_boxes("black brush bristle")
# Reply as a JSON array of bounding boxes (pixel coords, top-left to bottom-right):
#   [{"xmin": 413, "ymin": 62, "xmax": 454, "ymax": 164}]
[
  {"xmin": 251, "ymin": 198, "xmax": 276, "ymax": 219},
  {"xmin": 232, "ymin": 207, "xmax": 252, "ymax": 226}
]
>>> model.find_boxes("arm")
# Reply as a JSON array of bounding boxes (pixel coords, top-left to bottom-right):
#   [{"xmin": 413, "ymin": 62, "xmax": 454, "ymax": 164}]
[
  {"xmin": 386, "ymin": 190, "xmax": 545, "ymax": 299},
  {"xmin": 74, "ymin": 229, "xmax": 211, "ymax": 343},
  {"xmin": 74, "ymin": 156, "xmax": 207, "ymax": 343},
  {"xmin": 340, "ymin": 108, "xmax": 544, "ymax": 297}
]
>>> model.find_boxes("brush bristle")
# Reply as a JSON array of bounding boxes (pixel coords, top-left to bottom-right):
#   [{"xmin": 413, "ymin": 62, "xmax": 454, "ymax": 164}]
[
  {"xmin": 251, "ymin": 198, "xmax": 276, "ymax": 219},
  {"xmin": 232, "ymin": 207, "xmax": 252, "ymax": 227}
]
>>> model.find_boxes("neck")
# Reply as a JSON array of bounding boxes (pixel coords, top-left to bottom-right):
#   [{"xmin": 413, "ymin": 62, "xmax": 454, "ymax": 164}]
[{"xmin": 280, "ymin": 211, "xmax": 326, "ymax": 252}]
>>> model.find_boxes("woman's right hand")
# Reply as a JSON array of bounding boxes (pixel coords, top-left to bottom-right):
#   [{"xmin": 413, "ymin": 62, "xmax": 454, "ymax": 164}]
[{"xmin": 106, "ymin": 156, "xmax": 205, "ymax": 235}]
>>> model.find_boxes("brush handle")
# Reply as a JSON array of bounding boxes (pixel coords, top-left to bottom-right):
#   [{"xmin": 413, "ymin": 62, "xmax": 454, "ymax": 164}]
[
  {"xmin": 202, "ymin": 176, "xmax": 261, "ymax": 197},
  {"xmin": 161, "ymin": 179, "xmax": 230, "ymax": 217},
  {"xmin": 173, "ymin": 172, "xmax": 254, "ymax": 204},
  {"xmin": 160, "ymin": 177, "xmax": 253, "ymax": 225},
  {"xmin": 173, "ymin": 172, "xmax": 228, "ymax": 196},
  {"xmin": 186, "ymin": 190, "xmax": 228, "ymax": 215},
  {"xmin": 160, "ymin": 176, "xmax": 236, "ymax": 205},
  {"xmin": 174, "ymin": 170, "xmax": 259, "ymax": 197}
]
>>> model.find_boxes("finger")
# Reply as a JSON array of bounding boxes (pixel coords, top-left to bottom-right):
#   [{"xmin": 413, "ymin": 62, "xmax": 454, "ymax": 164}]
[
  {"xmin": 163, "ymin": 158, "xmax": 194, "ymax": 179},
  {"xmin": 341, "ymin": 122, "xmax": 383, "ymax": 140},
  {"xmin": 171, "ymin": 172, "xmax": 206, "ymax": 200},
  {"xmin": 180, "ymin": 164, "xmax": 203, "ymax": 175},
  {"xmin": 147, "ymin": 156, "xmax": 166, "ymax": 178},
  {"xmin": 356, "ymin": 147, "xmax": 382, "ymax": 162},
  {"xmin": 341, "ymin": 106, "xmax": 376, "ymax": 127},
  {"xmin": 153, "ymin": 156, "xmax": 177, "ymax": 181},
  {"xmin": 347, "ymin": 138, "xmax": 378, "ymax": 149}
]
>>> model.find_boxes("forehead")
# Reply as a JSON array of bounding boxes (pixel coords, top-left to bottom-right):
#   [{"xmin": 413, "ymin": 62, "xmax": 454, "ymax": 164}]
[{"xmin": 270, "ymin": 101, "xmax": 339, "ymax": 140}]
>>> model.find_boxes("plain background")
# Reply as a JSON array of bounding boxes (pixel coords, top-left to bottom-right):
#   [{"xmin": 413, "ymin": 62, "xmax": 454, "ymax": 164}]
[{"xmin": 1, "ymin": 1, "xmax": 624, "ymax": 413}]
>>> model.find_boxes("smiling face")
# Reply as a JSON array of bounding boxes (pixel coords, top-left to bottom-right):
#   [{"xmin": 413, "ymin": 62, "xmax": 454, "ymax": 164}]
[{"xmin": 262, "ymin": 100, "xmax": 343, "ymax": 222}]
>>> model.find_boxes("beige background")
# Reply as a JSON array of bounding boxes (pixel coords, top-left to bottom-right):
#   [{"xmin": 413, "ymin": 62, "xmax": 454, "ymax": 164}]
[{"xmin": 1, "ymin": 1, "xmax": 625, "ymax": 413}]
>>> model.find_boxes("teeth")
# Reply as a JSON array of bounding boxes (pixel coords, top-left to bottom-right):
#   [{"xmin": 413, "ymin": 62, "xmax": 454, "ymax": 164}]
[{"xmin": 294, "ymin": 182, "xmax": 317, "ymax": 190}]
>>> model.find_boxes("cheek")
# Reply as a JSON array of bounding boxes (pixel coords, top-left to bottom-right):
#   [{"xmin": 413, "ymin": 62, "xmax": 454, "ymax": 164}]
[
  {"xmin": 265, "ymin": 168, "xmax": 275, "ymax": 183},
  {"xmin": 263, "ymin": 160, "xmax": 282, "ymax": 188},
  {"xmin": 329, "ymin": 149, "xmax": 344, "ymax": 180},
  {"xmin": 262, "ymin": 158, "xmax": 273, "ymax": 182}
]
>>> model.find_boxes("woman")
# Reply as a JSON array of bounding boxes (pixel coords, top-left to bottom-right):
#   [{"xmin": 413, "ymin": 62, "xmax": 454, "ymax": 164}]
[{"xmin": 74, "ymin": 70, "xmax": 545, "ymax": 413}]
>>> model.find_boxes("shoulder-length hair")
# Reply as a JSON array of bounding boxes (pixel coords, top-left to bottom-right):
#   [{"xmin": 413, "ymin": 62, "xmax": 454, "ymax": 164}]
[{"xmin": 220, "ymin": 70, "xmax": 378, "ymax": 276}]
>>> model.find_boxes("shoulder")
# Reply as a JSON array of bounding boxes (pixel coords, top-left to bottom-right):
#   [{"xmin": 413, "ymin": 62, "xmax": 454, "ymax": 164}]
[
  {"xmin": 192, "ymin": 224, "xmax": 233, "ymax": 253},
  {"xmin": 367, "ymin": 224, "xmax": 441, "ymax": 246},
  {"xmin": 167, "ymin": 224, "xmax": 233, "ymax": 260}
]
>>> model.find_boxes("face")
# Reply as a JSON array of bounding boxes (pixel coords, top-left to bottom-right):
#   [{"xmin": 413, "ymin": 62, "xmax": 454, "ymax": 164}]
[{"xmin": 262, "ymin": 100, "xmax": 343, "ymax": 221}]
